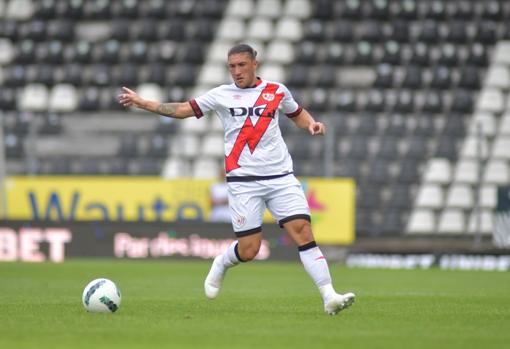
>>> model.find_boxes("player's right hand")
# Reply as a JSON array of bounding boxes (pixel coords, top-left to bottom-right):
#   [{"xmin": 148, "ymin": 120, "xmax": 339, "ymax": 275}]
[{"xmin": 118, "ymin": 87, "xmax": 143, "ymax": 108}]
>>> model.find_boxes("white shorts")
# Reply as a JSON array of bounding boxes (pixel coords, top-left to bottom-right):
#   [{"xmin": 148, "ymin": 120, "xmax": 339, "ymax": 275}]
[{"xmin": 227, "ymin": 174, "xmax": 311, "ymax": 237}]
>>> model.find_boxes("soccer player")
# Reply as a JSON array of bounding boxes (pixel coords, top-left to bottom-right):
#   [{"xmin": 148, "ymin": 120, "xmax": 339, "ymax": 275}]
[{"xmin": 118, "ymin": 44, "xmax": 355, "ymax": 315}]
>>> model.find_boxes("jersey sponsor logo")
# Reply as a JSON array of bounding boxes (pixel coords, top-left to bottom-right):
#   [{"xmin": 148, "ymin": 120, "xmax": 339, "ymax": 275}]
[
  {"xmin": 225, "ymin": 83, "xmax": 284, "ymax": 173},
  {"xmin": 229, "ymin": 106, "xmax": 266, "ymax": 117},
  {"xmin": 262, "ymin": 93, "xmax": 275, "ymax": 101}
]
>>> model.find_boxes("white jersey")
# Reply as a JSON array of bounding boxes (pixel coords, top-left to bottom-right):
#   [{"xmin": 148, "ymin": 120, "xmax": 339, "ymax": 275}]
[{"xmin": 190, "ymin": 78, "xmax": 302, "ymax": 178}]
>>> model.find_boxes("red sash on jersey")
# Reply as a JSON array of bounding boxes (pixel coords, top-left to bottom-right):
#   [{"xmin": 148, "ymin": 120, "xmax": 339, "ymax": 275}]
[{"xmin": 225, "ymin": 83, "xmax": 284, "ymax": 173}]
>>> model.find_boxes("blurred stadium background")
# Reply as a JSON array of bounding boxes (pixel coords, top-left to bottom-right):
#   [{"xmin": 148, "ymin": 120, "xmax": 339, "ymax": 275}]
[{"xmin": 1, "ymin": 0, "xmax": 510, "ymax": 264}]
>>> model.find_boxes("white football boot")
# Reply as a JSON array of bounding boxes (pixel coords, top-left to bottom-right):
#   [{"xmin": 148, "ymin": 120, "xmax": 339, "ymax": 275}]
[
  {"xmin": 324, "ymin": 292, "xmax": 356, "ymax": 315},
  {"xmin": 204, "ymin": 255, "xmax": 226, "ymax": 299}
]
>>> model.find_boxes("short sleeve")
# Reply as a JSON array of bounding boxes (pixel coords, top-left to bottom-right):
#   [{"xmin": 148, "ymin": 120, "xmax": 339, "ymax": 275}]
[
  {"xmin": 189, "ymin": 88, "xmax": 219, "ymax": 119},
  {"xmin": 278, "ymin": 84, "xmax": 303, "ymax": 118}
]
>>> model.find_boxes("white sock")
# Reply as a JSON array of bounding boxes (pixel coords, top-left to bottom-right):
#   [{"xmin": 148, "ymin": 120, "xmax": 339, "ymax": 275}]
[
  {"xmin": 221, "ymin": 241, "xmax": 242, "ymax": 268},
  {"xmin": 299, "ymin": 243, "xmax": 336, "ymax": 303}
]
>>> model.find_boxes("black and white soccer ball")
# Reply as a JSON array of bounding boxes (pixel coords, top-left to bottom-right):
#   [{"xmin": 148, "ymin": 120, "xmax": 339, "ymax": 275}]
[{"xmin": 82, "ymin": 278, "xmax": 121, "ymax": 313}]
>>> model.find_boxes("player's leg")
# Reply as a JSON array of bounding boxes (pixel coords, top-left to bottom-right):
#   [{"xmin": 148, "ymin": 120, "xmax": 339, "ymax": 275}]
[
  {"xmin": 267, "ymin": 175, "xmax": 355, "ymax": 314},
  {"xmin": 204, "ymin": 181, "xmax": 265, "ymax": 299},
  {"xmin": 204, "ymin": 232, "xmax": 262, "ymax": 299},
  {"xmin": 282, "ymin": 219, "xmax": 355, "ymax": 315}
]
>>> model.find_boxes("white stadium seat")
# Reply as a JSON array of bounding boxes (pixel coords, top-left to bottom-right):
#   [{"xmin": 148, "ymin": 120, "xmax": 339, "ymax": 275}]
[
  {"xmin": 192, "ymin": 157, "xmax": 220, "ymax": 179},
  {"xmin": 162, "ymin": 157, "xmax": 191, "ymax": 179},
  {"xmin": 468, "ymin": 112, "xmax": 496, "ymax": 137},
  {"xmin": 49, "ymin": 84, "xmax": 78, "ymax": 112},
  {"xmin": 171, "ymin": 134, "xmax": 200, "ymax": 158},
  {"xmin": 485, "ymin": 65, "xmax": 510, "ymax": 89},
  {"xmin": 491, "ymin": 136, "xmax": 510, "ymax": 159},
  {"xmin": 258, "ymin": 64, "xmax": 286, "ymax": 82},
  {"xmin": 6, "ymin": 0, "xmax": 34, "ymax": 20},
  {"xmin": 255, "ymin": 0, "xmax": 282, "ymax": 19},
  {"xmin": 201, "ymin": 134, "xmax": 224, "ymax": 158},
  {"xmin": 275, "ymin": 18, "xmax": 303, "ymax": 42},
  {"xmin": 283, "ymin": 0, "xmax": 311, "ymax": 18},
  {"xmin": 406, "ymin": 209, "xmax": 436, "ymax": 234},
  {"xmin": 0, "ymin": 38, "xmax": 14, "ymax": 65},
  {"xmin": 217, "ymin": 19, "xmax": 245, "ymax": 41},
  {"xmin": 467, "ymin": 209, "xmax": 494, "ymax": 235},
  {"xmin": 437, "ymin": 209, "xmax": 466, "ymax": 234},
  {"xmin": 483, "ymin": 159, "xmax": 510, "ymax": 184},
  {"xmin": 137, "ymin": 83, "xmax": 163, "ymax": 103},
  {"xmin": 480, "ymin": 185, "xmax": 497, "ymax": 209},
  {"xmin": 208, "ymin": 41, "xmax": 232, "ymax": 63},
  {"xmin": 477, "ymin": 88, "xmax": 504, "ymax": 114},
  {"xmin": 198, "ymin": 63, "xmax": 229, "ymax": 86},
  {"xmin": 459, "ymin": 136, "xmax": 490, "ymax": 159},
  {"xmin": 415, "ymin": 184, "xmax": 444, "ymax": 209},
  {"xmin": 445, "ymin": 184, "xmax": 474, "ymax": 209},
  {"xmin": 180, "ymin": 115, "xmax": 208, "ymax": 134},
  {"xmin": 453, "ymin": 159, "xmax": 479, "ymax": 184},
  {"xmin": 225, "ymin": 0, "xmax": 254, "ymax": 18},
  {"xmin": 423, "ymin": 158, "xmax": 452, "ymax": 184},
  {"xmin": 19, "ymin": 84, "xmax": 48, "ymax": 111},
  {"xmin": 499, "ymin": 114, "xmax": 510, "ymax": 135},
  {"xmin": 266, "ymin": 41, "xmax": 294, "ymax": 64},
  {"xmin": 493, "ymin": 41, "xmax": 510, "ymax": 65},
  {"xmin": 247, "ymin": 17, "xmax": 274, "ymax": 41}
]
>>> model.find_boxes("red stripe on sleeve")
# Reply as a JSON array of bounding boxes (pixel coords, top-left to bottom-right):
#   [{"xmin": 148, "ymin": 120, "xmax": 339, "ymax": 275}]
[
  {"xmin": 189, "ymin": 99, "xmax": 204, "ymax": 118},
  {"xmin": 286, "ymin": 106, "xmax": 303, "ymax": 118}
]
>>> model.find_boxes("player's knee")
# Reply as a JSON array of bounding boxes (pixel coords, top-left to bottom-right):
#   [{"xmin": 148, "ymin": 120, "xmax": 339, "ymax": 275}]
[
  {"xmin": 238, "ymin": 241, "xmax": 261, "ymax": 261},
  {"xmin": 297, "ymin": 221, "xmax": 314, "ymax": 242}
]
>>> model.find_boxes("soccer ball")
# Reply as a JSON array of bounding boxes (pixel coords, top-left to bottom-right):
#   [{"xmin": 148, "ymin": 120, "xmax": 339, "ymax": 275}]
[{"xmin": 82, "ymin": 278, "xmax": 121, "ymax": 313}]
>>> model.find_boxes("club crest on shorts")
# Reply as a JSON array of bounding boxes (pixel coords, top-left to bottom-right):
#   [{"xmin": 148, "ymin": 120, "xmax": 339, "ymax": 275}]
[
  {"xmin": 262, "ymin": 93, "xmax": 275, "ymax": 102},
  {"xmin": 234, "ymin": 214, "xmax": 247, "ymax": 228}
]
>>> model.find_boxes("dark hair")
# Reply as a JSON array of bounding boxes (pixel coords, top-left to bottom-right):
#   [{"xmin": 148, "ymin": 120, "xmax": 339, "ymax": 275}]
[{"xmin": 228, "ymin": 44, "xmax": 257, "ymax": 60}]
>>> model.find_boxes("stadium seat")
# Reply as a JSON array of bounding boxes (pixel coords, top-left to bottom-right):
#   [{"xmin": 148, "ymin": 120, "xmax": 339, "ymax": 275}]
[
  {"xmin": 258, "ymin": 64, "xmax": 285, "ymax": 83},
  {"xmin": 3, "ymin": 133, "xmax": 24, "ymax": 158},
  {"xmin": 499, "ymin": 114, "xmax": 510, "ymax": 135},
  {"xmin": 275, "ymin": 18, "xmax": 302, "ymax": 42},
  {"xmin": 19, "ymin": 84, "xmax": 48, "ymax": 111},
  {"xmin": 469, "ymin": 112, "xmax": 496, "ymax": 137},
  {"xmin": 0, "ymin": 38, "xmax": 14, "ymax": 65},
  {"xmin": 266, "ymin": 41, "xmax": 294, "ymax": 64},
  {"xmin": 445, "ymin": 184, "xmax": 474, "ymax": 209},
  {"xmin": 493, "ymin": 41, "xmax": 510, "ymax": 65},
  {"xmin": 146, "ymin": 134, "xmax": 169, "ymax": 158},
  {"xmin": 6, "ymin": 0, "xmax": 35, "ymax": 20},
  {"xmin": 217, "ymin": 18, "xmax": 245, "ymax": 41},
  {"xmin": 283, "ymin": 0, "xmax": 311, "ymax": 18},
  {"xmin": 485, "ymin": 65, "xmax": 510, "ymax": 89},
  {"xmin": 467, "ymin": 209, "xmax": 493, "ymax": 235},
  {"xmin": 437, "ymin": 209, "xmax": 466, "ymax": 234},
  {"xmin": 302, "ymin": 19, "xmax": 326, "ymax": 42},
  {"xmin": 225, "ymin": 0, "xmax": 253, "ymax": 18},
  {"xmin": 246, "ymin": 17, "xmax": 273, "ymax": 41},
  {"xmin": 162, "ymin": 157, "xmax": 191, "ymax": 179},
  {"xmin": 491, "ymin": 136, "xmax": 510, "ymax": 159},
  {"xmin": 453, "ymin": 159, "xmax": 479, "ymax": 184},
  {"xmin": 192, "ymin": 157, "xmax": 220, "ymax": 179},
  {"xmin": 459, "ymin": 135, "xmax": 490, "ymax": 159},
  {"xmin": 397, "ymin": 160, "xmax": 422, "ymax": 184},
  {"xmin": 201, "ymin": 134, "xmax": 224, "ymax": 158},
  {"xmin": 423, "ymin": 158, "xmax": 452, "ymax": 184},
  {"xmin": 407, "ymin": 209, "xmax": 436, "ymax": 234},
  {"xmin": 48, "ymin": 84, "xmax": 78, "ymax": 112},
  {"xmin": 387, "ymin": 185, "xmax": 413, "ymax": 210},
  {"xmin": 480, "ymin": 185, "xmax": 497, "ymax": 209},
  {"xmin": 483, "ymin": 160, "xmax": 509, "ymax": 184},
  {"xmin": 415, "ymin": 183, "xmax": 443, "ymax": 209}
]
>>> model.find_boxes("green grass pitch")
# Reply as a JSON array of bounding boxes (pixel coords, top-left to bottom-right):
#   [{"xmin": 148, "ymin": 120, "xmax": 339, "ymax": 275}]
[{"xmin": 1, "ymin": 259, "xmax": 509, "ymax": 349}]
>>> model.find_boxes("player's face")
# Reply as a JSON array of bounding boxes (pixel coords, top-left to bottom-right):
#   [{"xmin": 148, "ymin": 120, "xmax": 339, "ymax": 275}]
[{"xmin": 228, "ymin": 53, "xmax": 258, "ymax": 89}]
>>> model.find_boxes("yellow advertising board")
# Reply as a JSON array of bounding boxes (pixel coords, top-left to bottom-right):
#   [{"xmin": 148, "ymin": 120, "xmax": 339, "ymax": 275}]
[{"xmin": 5, "ymin": 176, "xmax": 355, "ymax": 244}]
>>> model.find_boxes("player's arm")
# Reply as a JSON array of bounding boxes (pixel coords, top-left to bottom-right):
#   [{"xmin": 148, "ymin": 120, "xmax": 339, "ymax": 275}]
[
  {"xmin": 118, "ymin": 87, "xmax": 195, "ymax": 119},
  {"xmin": 290, "ymin": 108, "xmax": 326, "ymax": 136}
]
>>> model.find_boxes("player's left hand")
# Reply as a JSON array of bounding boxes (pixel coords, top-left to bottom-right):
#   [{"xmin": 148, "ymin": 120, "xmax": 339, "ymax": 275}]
[{"xmin": 308, "ymin": 122, "xmax": 326, "ymax": 136}]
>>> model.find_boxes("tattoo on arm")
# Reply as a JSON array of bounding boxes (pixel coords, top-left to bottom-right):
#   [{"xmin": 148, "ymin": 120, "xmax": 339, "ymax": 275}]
[{"xmin": 157, "ymin": 103, "xmax": 178, "ymax": 117}]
